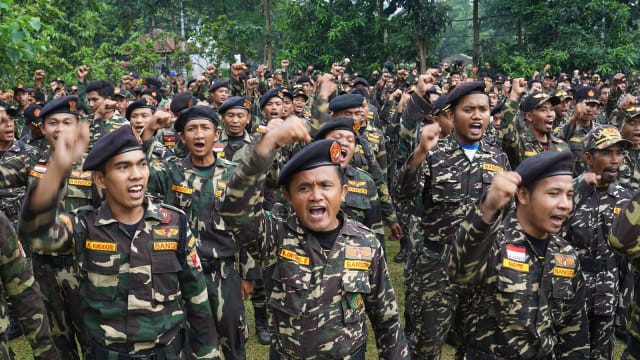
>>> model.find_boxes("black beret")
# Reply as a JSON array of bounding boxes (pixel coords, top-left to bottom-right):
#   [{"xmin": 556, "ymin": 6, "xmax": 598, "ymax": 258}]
[
  {"xmin": 521, "ymin": 91, "xmax": 560, "ymax": 112},
  {"xmin": 574, "ymin": 86, "xmax": 600, "ymax": 103},
  {"xmin": 0, "ymin": 102, "xmax": 17, "ymax": 117},
  {"xmin": 259, "ymin": 89, "xmax": 284, "ymax": 109},
  {"xmin": 144, "ymin": 77, "xmax": 162, "ymax": 89},
  {"xmin": 329, "ymin": 93, "xmax": 364, "ymax": 112},
  {"xmin": 488, "ymin": 85, "xmax": 501, "ymax": 95},
  {"xmin": 315, "ymin": 117, "xmax": 359, "ymax": 140},
  {"xmin": 350, "ymin": 87, "xmax": 368, "ymax": 99},
  {"xmin": 129, "ymin": 71, "xmax": 140, "ymax": 79},
  {"xmin": 83, "ymin": 124, "xmax": 143, "ymax": 171},
  {"xmin": 515, "ymin": 151, "xmax": 573, "ymax": 188},
  {"xmin": 431, "ymin": 95, "xmax": 450, "ymax": 116},
  {"xmin": 277, "ymin": 139, "xmax": 342, "ymax": 186},
  {"xmin": 493, "ymin": 73, "xmax": 505, "ymax": 83},
  {"xmin": 13, "ymin": 84, "xmax": 26, "ymax": 93},
  {"xmin": 24, "ymin": 104, "xmax": 43, "ymax": 124},
  {"xmin": 448, "ymin": 80, "xmax": 487, "ymax": 105},
  {"xmin": 490, "ymin": 102, "xmax": 504, "ymax": 116},
  {"xmin": 125, "ymin": 98, "xmax": 156, "ymax": 120},
  {"xmin": 296, "ymin": 76, "xmax": 311, "ymax": 84},
  {"xmin": 353, "ymin": 77, "xmax": 369, "ymax": 87},
  {"xmin": 40, "ymin": 96, "xmax": 79, "ymax": 118},
  {"xmin": 209, "ymin": 80, "xmax": 229, "ymax": 92},
  {"xmin": 141, "ymin": 88, "xmax": 162, "ymax": 103},
  {"xmin": 218, "ymin": 96, "xmax": 251, "ymax": 114},
  {"xmin": 292, "ymin": 86, "xmax": 308, "ymax": 100},
  {"xmin": 170, "ymin": 92, "xmax": 197, "ymax": 114},
  {"xmin": 174, "ymin": 105, "xmax": 219, "ymax": 132}
]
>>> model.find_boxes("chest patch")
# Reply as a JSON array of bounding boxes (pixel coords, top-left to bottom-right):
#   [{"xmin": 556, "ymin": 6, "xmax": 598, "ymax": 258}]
[
  {"xmin": 279, "ymin": 248, "xmax": 310, "ymax": 265},
  {"xmin": 86, "ymin": 240, "xmax": 117, "ymax": 252}
]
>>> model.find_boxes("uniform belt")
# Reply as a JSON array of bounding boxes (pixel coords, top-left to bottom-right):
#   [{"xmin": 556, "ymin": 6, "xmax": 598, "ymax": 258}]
[
  {"xmin": 578, "ymin": 256, "xmax": 607, "ymax": 273},
  {"xmin": 422, "ymin": 240, "xmax": 445, "ymax": 255},
  {"xmin": 200, "ymin": 256, "xmax": 234, "ymax": 273},
  {"xmin": 31, "ymin": 253, "xmax": 74, "ymax": 268},
  {"xmin": 91, "ymin": 331, "xmax": 184, "ymax": 360}
]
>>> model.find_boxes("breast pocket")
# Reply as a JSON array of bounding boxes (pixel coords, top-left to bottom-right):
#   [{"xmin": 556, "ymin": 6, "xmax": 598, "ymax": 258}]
[
  {"xmin": 81, "ymin": 252, "xmax": 120, "ymax": 301},
  {"xmin": 269, "ymin": 260, "xmax": 312, "ymax": 317},
  {"xmin": 345, "ymin": 192, "xmax": 372, "ymax": 211},
  {"xmin": 494, "ymin": 268, "xmax": 532, "ymax": 326},
  {"xmin": 151, "ymin": 253, "xmax": 183, "ymax": 302},
  {"xmin": 341, "ymin": 270, "xmax": 371, "ymax": 324},
  {"xmin": 431, "ymin": 179, "xmax": 461, "ymax": 203}
]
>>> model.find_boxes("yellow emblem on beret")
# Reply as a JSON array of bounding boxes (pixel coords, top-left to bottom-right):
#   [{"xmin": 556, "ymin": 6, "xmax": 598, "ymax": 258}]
[
  {"xmin": 114, "ymin": 88, "xmax": 120, "ymax": 95},
  {"xmin": 587, "ymin": 89, "xmax": 595, "ymax": 97},
  {"xmin": 243, "ymin": 99, "xmax": 251, "ymax": 108},
  {"xmin": 33, "ymin": 108, "xmax": 40, "ymax": 117},
  {"xmin": 330, "ymin": 141, "xmax": 341, "ymax": 163},
  {"xmin": 146, "ymin": 97, "xmax": 154, "ymax": 106},
  {"xmin": 68, "ymin": 100, "xmax": 77, "ymax": 113}
]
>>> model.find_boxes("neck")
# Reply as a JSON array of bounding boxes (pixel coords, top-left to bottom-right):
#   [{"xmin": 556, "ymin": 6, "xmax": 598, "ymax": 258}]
[
  {"xmin": 531, "ymin": 128, "xmax": 549, "ymax": 143},
  {"xmin": 108, "ymin": 200, "xmax": 145, "ymax": 225},
  {"xmin": 191, "ymin": 152, "xmax": 215, "ymax": 167},
  {"xmin": 516, "ymin": 206, "xmax": 549, "ymax": 239},
  {"xmin": 0, "ymin": 139, "xmax": 12, "ymax": 152},
  {"xmin": 454, "ymin": 132, "xmax": 479, "ymax": 147}
]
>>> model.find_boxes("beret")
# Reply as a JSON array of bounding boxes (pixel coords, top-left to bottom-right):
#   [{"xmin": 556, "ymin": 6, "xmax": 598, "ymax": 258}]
[
  {"xmin": 83, "ymin": 124, "xmax": 143, "ymax": 171},
  {"xmin": 350, "ymin": 87, "xmax": 368, "ymax": 99},
  {"xmin": 0, "ymin": 102, "xmax": 17, "ymax": 117},
  {"xmin": 141, "ymin": 88, "xmax": 162, "ymax": 103},
  {"xmin": 125, "ymin": 98, "xmax": 156, "ymax": 120},
  {"xmin": 488, "ymin": 85, "xmax": 501, "ymax": 95},
  {"xmin": 315, "ymin": 117, "xmax": 359, "ymax": 140},
  {"xmin": 431, "ymin": 95, "xmax": 450, "ymax": 116},
  {"xmin": 446, "ymin": 81, "xmax": 487, "ymax": 108},
  {"xmin": 574, "ymin": 86, "xmax": 600, "ymax": 103},
  {"xmin": 170, "ymin": 92, "xmax": 197, "ymax": 114},
  {"xmin": 40, "ymin": 96, "xmax": 79, "ymax": 118},
  {"xmin": 13, "ymin": 84, "xmax": 26, "ymax": 93},
  {"xmin": 329, "ymin": 93, "xmax": 363, "ymax": 112},
  {"xmin": 218, "ymin": 96, "xmax": 251, "ymax": 114},
  {"xmin": 515, "ymin": 151, "xmax": 573, "ymax": 188},
  {"xmin": 493, "ymin": 74, "xmax": 505, "ymax": 83},
  {"xmin": 174, "ymin": 105, "xmax": 219, "ymax": 132},
  {"xmin": 24, "ymin": 104, "xmax": 43, "ymax": 124},
  {"xmin": 583, "ymin": 125, "xmax": 631, "ymax": 152},
  {"xmin": 209, "ymin": 80, "xmax": 229, "ymax": 92},
  {"xmin": 277, "ymin": 139, "xmax": 342, "ymax": 186},
  {"xmin": 490, "ymin": 102, "xmax": 504, "ymax": 116},
  {"xmin": 353, "ymin": 77, "xmax": 369, "ymax": 87},
  {"xmin": 296, "ymin": 76, "xmax": 311, "ymax": 84},
  {"xmin": 521, "ymin": 91, "xmax": 560, "ymax": 112},
  {"xmin": 259, "ymin": 89, "xmax": 284, "ymax": 109},
  {"xmin": 143, "ymin": 77, "xmax": 162, "ymax": 89}
]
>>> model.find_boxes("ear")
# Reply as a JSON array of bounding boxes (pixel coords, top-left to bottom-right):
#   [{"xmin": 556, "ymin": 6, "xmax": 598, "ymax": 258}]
[
  {"xmin": 524, "ymin": 112, "xmax": 533, "ymax": 123},
  {"xmin": 180, "ymin": 133, "xmax": 186, "ymax": 143},
  {"xmin": 213, "ymin": 129, "xmax": 221, "ymax": 142},
  {"xmin": 93, "ymin": 171, "xmax": 107, "ymax": 190},
  {"xmin": 283, "ymin": 190, "xmax": 291, "ymax": 203},
  {"xmin": 583, "ymin": 151, "xmax": 593, "ymax": 167},
  {"xmin": 516, "ymin": 187, "xmax": 529, "ymax": 206},
  {"xmin": 341, "ymin": 183, "xmax": 348, "ymax": 202}
]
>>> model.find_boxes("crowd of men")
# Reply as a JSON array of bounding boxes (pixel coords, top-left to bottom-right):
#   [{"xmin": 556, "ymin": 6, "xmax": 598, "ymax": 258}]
[{"xmin": 2, "ymin": 58, "xmax": 640, "ymax": 360}]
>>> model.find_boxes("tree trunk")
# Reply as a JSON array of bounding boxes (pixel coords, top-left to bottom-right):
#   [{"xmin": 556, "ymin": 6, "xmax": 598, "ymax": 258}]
[
  {"xmin": 263, "ymin": 0, "xmax": 273, "ymax": 71},
  {"xmin": 472, "ymin": 0, "xmax": 480, "ymax": 69},
  {"xmin": 417, "ymin": 36, "xmax": 426, "ymax": 73}
]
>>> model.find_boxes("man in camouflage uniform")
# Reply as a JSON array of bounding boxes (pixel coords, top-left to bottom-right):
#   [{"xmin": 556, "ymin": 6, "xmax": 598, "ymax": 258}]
[
  {"xmin": 448, "ymin": 150, "xmax": 590, "ymax": 359},
  {"xmin": 396, "ymin": 81, "xmax": 510, "ymax": 359},
  {"xmin": 19, "ymin": 103, "xmax": 49, "ymax": 153},
  {"xmin": 618, "ymin": 106, "xmax": 640, "ymax": 193},
  {"xmin": 220, "ymin": 120, "xmax": 409, "ymax": 359},
  {"xmin": 563, "ymin": 125, "xmax": 632, "ymax": 359},
  {"xmin": 550, "ymin": 88, "xmax": 574, "ymax": 133},
  {"xmin": 500, "ymin": 79, "xmax": 568, "ymax": 168},
  {"xmin": 19, "ymin": 123, "xmax": 219, "ymax": 359},
  {"xmin": 208, "ymin": 80, "xmax": 229, "ymax": 113},
  {"xmin": 85, "ymin": 79, "xmax": 129, "ymax": 150},
  {"xmin": 144, "ymin": 106, "xmax": 256, "ymax": 360}
]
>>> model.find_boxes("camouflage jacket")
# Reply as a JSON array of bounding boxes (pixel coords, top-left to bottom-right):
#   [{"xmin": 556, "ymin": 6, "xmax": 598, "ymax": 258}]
[
  {"xmin": 156, "ymin": 126, "xmax": 188, "ymax": 159},
  {"xmin": 230, "ymin": 77, "xmax": 245, "ymax": 97},
  {"xmin": 219, "ymin": 145, "xmax": 409, "ymax": 359},
  {"xmin": 213, "ymin": 130, "xmax": 254, "ymax": 162},
  {"xmin": 500, "ymin": 99, "xmax": 569, "ymax": 168},
  {"xmin": 556, "ymin": 121, "xmax": 594, "ymax": 177},
  {"xmin": 87, "ymin": 112, "xmax": 129, "ymax": 151},
  {"xmin": 396, "ymin": 134, "xmax": 510, "ymax": 248},
  {"xmin": 0, "ymin": 140, "xmax": 40, "ymax": 224},
  {"xmin": 19, "ymin": 132, "xmax": 49, "ymax": 154},
  {"xmin": 0, "ymin": 212, "xmax": 58, "ymax": 359},
  {"xmin": 619, "ymin": 148, "xmax": 640, "ymax": 193},
  {"xmin": 448, "ymin": 206, "xmax": 590, "ymax": 359},
  {"xmin": 563, "ymin": 175, "xmax": 631, "ymax": 315},
  {"xmin": 19, "ymin": 197, "xmax": 219, "ymax": 358},
  {"xmin": 358, "ymin": 122, "xmax": 388, "ymax": 178},
  {"xmin": 343, "ymin": 165, "xmax": 384, "ymax": 245}
]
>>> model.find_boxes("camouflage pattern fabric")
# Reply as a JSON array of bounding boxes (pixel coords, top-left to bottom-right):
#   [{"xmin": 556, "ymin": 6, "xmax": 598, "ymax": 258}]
[
  {"xmin": 0, "ymin": 140, "xmax": 39, "ymax": 225},
  {"xmin": 563, "ymin": 174, "xmax": 631, "ymax": 359},
  {"xmin": 156, "ymin": 126, "xmax": 188, "ymax": 159},
  {"xmin": 448, "ymin": 205, "xmax": 590, "ymax": 359},
  {"xmin": 556, "ymin": 121, "xmax": 594, "ymax": 177},
  {"xmin": 219, "ymin": 145, "xmax": 409, "ymax": 359},
  {"xmin": 86, "ymin": 112, "xmax": 129, "ymax": 151},
  {"xmin": 214, "ymin": 130, "xmax": 255, "ymax": 162},
  {"xmin": 19, "ymin": 197, "xmax": 220, "ymax": 359},
  {"xmin": 618, "ymin": 148, "xmax": 640, "ymax": 193},
  {"xmin": 343, "ymin": 165, "xmax": 385, "ymax": 246}
]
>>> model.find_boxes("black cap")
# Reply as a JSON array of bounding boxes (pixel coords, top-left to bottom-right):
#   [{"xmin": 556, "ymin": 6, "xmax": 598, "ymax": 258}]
[
  {"xmin": 83, "ymin": 124, "xmax": 143, "ymax": 171},
  {"xmin": 353, "ymin": 78, "xmax": 369, "ymax": 87},
  {"xmin": 24, "ymin": 104, "xmax": 43, "ymax": 124},
  {"xmin": 125, "ymin": 98, "xmax": 156, "ymax": 120},
  {"xmin": 141, "ymin": 88, "xmax": 162, "ymax": 103},
  {"xmin": 277, "ymin": 139, "xmax": 342, "ymax": 186},
  {"xmin": 574, "ymin": 86, "xmax": 600, "ymax": 103},
  {"xmin": 315, "ymin": 117, "xmax": 359, "ymax": 140},
  {"xmin": 113, "ymin": 87, "xmax": 130, "ymax": 99},
  {"xmin": 446, "ymin": 81, "xmax": 486, "ymax": 109},
  {"xmin": 292, "ymin": 86, "xmax": 308, "ymax": 100},
  {"xmin": 218, "ymin": 96, "xmax": 251, "ymax": 114},
  {"xmin": 431, "ymin": 95, "xmax": 450, "ymax": 116},
  {"xmin": 296, "ymin": 76, "xmax": 311, "ymax": 84},
  {"xmin": 143, "ymin": 77, "xmax": 162, "ymax": 89},
  {"xmin": 550, "ymin": 89, "xmax": 573, "ymax": 102},
  {"xmin": 281, "ymin": 88, "xmax": 293, "ymax": 100},
  {"xmin": 13, "ymin": 84, "xmax": 26, "ymax": 93},
  {"xmin": 128, "ymin": 71, "xmax": 140, "ymax": 79},
  {"xmin": 329, "ymin": 93, "xmax": 363, "ymax": 112},
  {"xmin": 521, "ymin": 92, "xmax": 560, "ymax": 112},
  {"xmin": 0, "ymin": 102, "xmax": 17, "ymax": 117},
  {"xmin": 515, "ymin": 151, "xmax": 574, "ymax": 188},
  {"xmin": 174, "ymin": 105, "xmax": 219, "ymax": 132},
  {"xmin": 40, "ymin": 96, "xmax": 79, "ymax": 118},
  {"xmin": 209, "ymin": 80, "xmax": 229, "ymax": 92},
  {"xmin": 170, "ymin": 92, "xmax": 197, "ymax": 114},
  {"xmin": 259, "ymin": 89, "xmax": 284, "ymax": 109}
]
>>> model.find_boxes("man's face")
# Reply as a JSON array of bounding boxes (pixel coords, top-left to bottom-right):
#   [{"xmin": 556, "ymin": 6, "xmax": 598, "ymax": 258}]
[
  {"xmin": 15, "ymin": 91, "xmax": 29, "ymax": 108},
  {"xmin": 488, "ymin": 93, "xmax": 498, "ymax": 107},
  {"xmin": 282, "ymin": 97, "xmax": 293, "ymax": 117},
  {"xmin": 525, "ymin": 102, "xmax": 556, "ymax": 135},
  {"xmin": 222, "ymin": 109, "xmax": 250, "ymax": 137},
  {"xmin": 211, "ymin": 87, "xmax": 229, "ymax": 106},
  {"xmin": 542, "ymin": 78, "xmax": 552, "ymax": 89},
  {"xmin": 94, "ymin": 150, "xmax": 149, "ymax": 214},
  {"xmin": 180, "ymin": 119, "xmax": 219, "ymax": 159},
  {"xmin": 324, "ymin": 129, "xmax": 356, "ymax": 169},
  {"xmin": 115, "ymin": 97, "xmax": 129, "ymax": 115},
  {"xmin": 284, "ymin": 166, "xmax": 347, "ymax": 232},
  {"xmin": 600, "ymin": 87, "xmax": 611, "ymax": 103},
  {"xmin": 0, "ymin": 110, "xmax": 15, "ymax": 145},
  {"xmin": 554, "ymin": 99, "xmax": 571, "ymax": 118},
  {"xmin": 621, "ymin": 117, "xmax": 640, "ymax": 148},
  {"xmin": 262, "ymin": 97, "xmax": 283, "ymax": 121},
  {"xmin": 584, "ymin": 144, "xmax": 626, "ymax": 186},
  {"xmin": 43, "ymin": 113, "xmax": 78, "ymax": 148},
  {"xmin": 436, "ymin": 113, "xmax": 454, "ymax": 137},
  {"xmin": 129, "ymin": 108, "xmax": 153, "ymax": 134},
  {"xmin": 333, "ymin": 107, "xmax": 365, "ymax": 129},
  {"xmin": 121, "ymin": 75, "xmax": 131, "ymax": 87},
  {"xmin": 87, "ymin": 90, "xmax": 106, "ymax": 113},
  {"xmin": 492, "ymin": 112, "xmax": 503, "ymax": 131},
  {"xmin": 293, "ymin": 96, "xmax": 306, "ymax": 116},
  {"xmin": 452, "ymin": 93, "xmax": 490, "ymax": 145},
  {"xmin": 50, "ymin": 81, "xmax": 58, "ymax": 91},
  {"xmin": 530, "ymin": 82, "xmax": 543, "ymax": 93},
  {"xmin": 579, "ymin": 101, "xmax": 600, "ymax": 123},
  {"xmin": 517, "ymin": 175, "xmax": 573, "ymax": 238},
  {"xmin": 302, "ymin": 82, "xmax": 313, "ymax": 96}
]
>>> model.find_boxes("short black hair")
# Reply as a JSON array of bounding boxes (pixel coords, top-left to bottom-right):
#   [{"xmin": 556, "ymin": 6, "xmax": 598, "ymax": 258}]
[{"xmin": 86, "ymin": 80, "xmax": 115, "ymax": 99}]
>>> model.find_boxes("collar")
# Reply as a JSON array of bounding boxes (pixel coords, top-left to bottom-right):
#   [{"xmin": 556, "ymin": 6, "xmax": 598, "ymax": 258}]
[{"xmin": 94, "ymin": 199, "xmax": 164, "ymax": 226}]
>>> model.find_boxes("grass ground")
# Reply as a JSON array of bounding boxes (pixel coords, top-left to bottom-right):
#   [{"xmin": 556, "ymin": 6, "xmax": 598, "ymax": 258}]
[{"xmin": 10, "ymin": 239, "xmax": 626, "ymax": 359}]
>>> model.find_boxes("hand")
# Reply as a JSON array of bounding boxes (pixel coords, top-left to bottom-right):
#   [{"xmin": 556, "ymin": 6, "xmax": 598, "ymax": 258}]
[
  {"xmin": 231, "ymin": 63, "xmax": 247, "ymax": 78},
  {"xmin": 481, "ymin": 171, "xmax": 521, "ymax": 222},
  {"xmin": 318, "ymin": 73, "xmax": 337, "ymax": 99},
  {"xmin": 543, "ymin": 64, "xmax": 551, "ymax": 72},
  {"xmin": 619, "ymin": 94, "xmax": 638, "ymax": 109},
  {"xmin": 206, "ymin": 64, "xmax": 217, "ymax": 76},
  {"xmin": 417, "ymin": 122, "xmax": 441, "ymax": 154},
  {"xmin": 573, "ymin": 69, "xmax": 580, "ymax": 77},
  {"xmin": 142, "ymin": 109, "xmax": 172, "ymax": 141},
  {"xmin": 34, "ymin": 69, "xmax": 46, "ymax": 81},
  {"xmin": 583, "ymin": 172, "xmax": 601, "ymax": 187},
  {"xmin": 51, "ymin": 121, "xmax": 90, "ymax": 171},
  {"xmin": 392, "ymin": 89, "xmax": 403, "ymax": 100},
  {"xmin": 416, "ymin": 74, "xmax": 434, "ymax": 97},
  {"xmin": 306, "ymin": 65, "xmax": 314, "ymax": 74},
  {"xmin": 257, "ymin": 116, "xmax": 311, "ymax": 156},
  {"xmin": 95, "ymin": 99, "xmax": 116, "ymax": 120},
  {"xmin": 247, "ymin": 78, "xmax": 259, "ymax": 90},
  {"xmin": 390, "ymin": 223, "xmax": 403, "ymax": 241},
  {"xmin": 331, "ymin": 63, "xmax": 340, "ymax": 77},
  {"xmin": 510, "ymin": 78, "xmax": 527, "ymax": 100},
  {"xmin": 256, "ymin": 64, "xmax": 267, "ymax": 78},
  {"xmin": 571, "ymin": 102, "xmax": 586, "ymax": 123},
  {"xmin": 241, "ymin": 280, "xmax": 254, "ymax": 301},
  {"xmin": 77, "ymin": 65, "xmax": 89, "ymax": 82},
  {"xmin": 281, "ymin": 59, "xmax": 289, "ymax": 68}
]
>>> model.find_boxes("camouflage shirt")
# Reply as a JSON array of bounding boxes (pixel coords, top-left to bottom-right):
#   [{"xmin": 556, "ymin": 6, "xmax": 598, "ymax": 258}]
[
  {"xmin": 556, "ymin": 121, "xmax": 594, "ymax": 177},
  {"xmin": 156, "ymin": 126, "xmax": 188, "ymax": 159},
  {"xmin": 19, "ymin": 197, "xmax": 219, "ymax": 359},
  {"xmin": 213, "ymin": 130, "xmax": 254, "ymax": 162},
  {"xmin": 343, "ymin": 165, "xmax": 384, "ymax": 244},
  {"xmin": 500, "ymin": 98, "xmax": 569, "ymax": 168},
  {"xmin": 220, "ymin": 145, "xmax": 409, "ymax": 359},
  {"xmin": 87, "ymin": 112, "xmax": 129, "ymax": 151},
  {"xmin": 618, "ymin": 148, "xmax": 640, "ymax": 193},
  {"xmin": 448, "ymin": 205, "xmax": 590, "ymax": 359},
  {"xmin": 0, "ymin": 140, "xmax": 40, "ymax": 223}
]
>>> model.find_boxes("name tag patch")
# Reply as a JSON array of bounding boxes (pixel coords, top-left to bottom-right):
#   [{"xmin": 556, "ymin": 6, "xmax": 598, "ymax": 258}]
[
  {"xmin": 344, "ymin": 260, "xmax": 371, "ymax": 270},
  {"xmin": 280, "ymin": 248, "xmax": 310, "ymax": 265},
  {"xmin": 503, "ymin": 258, "xmax": 529, "ymax": 273},
  {"xmin": 482, "ymin": 163, "xmax": 504, "ymax": 172},
  {"xmin": 171, "ymin": 184, "xmax": 193, "ymax": 194},
  {"xmin": 553, "ymin": 267, "xmax": 575, "ymax": 277},
  {"xmin": 86, "ymin": 240, "xmax": 117, "ymax": 252},
  {"xmin": 154, "ymin": 241, "xmax": 178, "ymax": 251},
  {"xmin": 69, "ymin": 178, "xmax": 92, "ymax": 187},
  {"xmin": 524, "ymin": 151, "xmax": 537, "ymax": 157},
  {"xmin": 348, "ymin": 186, "xmax": 368, "ymax": 195}
]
